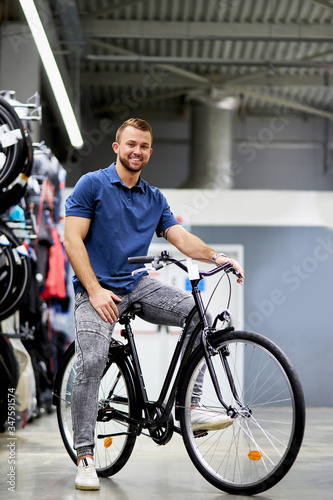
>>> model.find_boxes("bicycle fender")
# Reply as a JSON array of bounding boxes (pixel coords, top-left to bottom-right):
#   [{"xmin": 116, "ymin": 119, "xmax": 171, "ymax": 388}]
[{"xmin": 52, "ymin": 340, "xmax": 137, "ymax": 407}]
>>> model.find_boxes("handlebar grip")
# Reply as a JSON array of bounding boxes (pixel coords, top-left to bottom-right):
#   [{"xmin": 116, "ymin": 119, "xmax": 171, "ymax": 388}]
[
  {"xmin": 128, "ymin": 255, "xmax": 154, "ymax": 265},
  {"xmin": 226, "ymin": 265, "xmax": 243, "ymax": 280}
]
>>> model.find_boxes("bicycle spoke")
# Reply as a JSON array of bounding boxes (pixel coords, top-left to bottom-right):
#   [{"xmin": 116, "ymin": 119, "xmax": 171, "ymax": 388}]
[
  {"xmin": 56, "ymin": 343, "xmax": 138, "ymax": 477},
  {"xmin": 179, "ymin": 330, "xmax": 305, "ymax": 495}
]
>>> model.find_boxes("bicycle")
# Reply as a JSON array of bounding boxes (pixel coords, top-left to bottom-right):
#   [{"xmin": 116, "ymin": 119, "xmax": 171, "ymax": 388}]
[{"xmin": 53, "ymin": 251, "xmax": 305, "ymax": 496}]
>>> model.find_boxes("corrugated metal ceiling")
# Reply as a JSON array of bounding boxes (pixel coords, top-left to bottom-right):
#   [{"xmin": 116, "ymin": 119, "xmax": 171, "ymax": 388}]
[{"xmin": 4, "ymin": 0, "xmax": 333, "ymax": 121}]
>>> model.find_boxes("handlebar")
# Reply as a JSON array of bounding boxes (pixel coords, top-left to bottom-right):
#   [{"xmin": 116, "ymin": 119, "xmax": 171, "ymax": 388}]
[
  {"xmin": 127, "ymin": 255, "xmax": 156, "ymax": 265},
  {"xmin": 128, "ymin": 251, "xmax": 242, "ymax": 281}
]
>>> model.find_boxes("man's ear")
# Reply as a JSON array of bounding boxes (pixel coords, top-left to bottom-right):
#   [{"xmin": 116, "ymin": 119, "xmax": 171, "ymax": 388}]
[{"xmin": 112, "ymin": 142, "xmax": 119, "ymax": 154}]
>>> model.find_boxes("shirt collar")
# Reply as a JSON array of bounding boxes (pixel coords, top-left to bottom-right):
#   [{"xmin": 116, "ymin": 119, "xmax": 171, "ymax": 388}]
[{"xmin": 108, "ymin": 162, "xmax": 145, "ymax": 192}]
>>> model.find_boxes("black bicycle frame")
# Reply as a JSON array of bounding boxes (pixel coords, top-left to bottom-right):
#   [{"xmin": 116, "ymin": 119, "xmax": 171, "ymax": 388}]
[
  {"xmin": 120, "ymin": 303, "xmax": 201, "ymax": 426},
  {"xmin": 108, "ymin": 267, "xmax": 244, "ymax": 430}
]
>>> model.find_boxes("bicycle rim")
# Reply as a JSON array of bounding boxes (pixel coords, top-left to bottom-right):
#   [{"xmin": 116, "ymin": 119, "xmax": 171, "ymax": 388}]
[
  {"xmin": 179, "ymin": 330, "xmax": 305, "ymax": 495},
  {"xmin": 56, "ymin": 344, "xmax": 138, "ymax": 477}
]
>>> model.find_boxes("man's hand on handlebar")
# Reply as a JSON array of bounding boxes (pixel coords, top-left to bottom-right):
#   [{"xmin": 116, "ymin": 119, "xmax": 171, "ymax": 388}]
[
  {"xmin": 214, "ymin": 255, "xmax": 244, "ymax": 284},
  {"xmin": 128, "ymin": 252, "xmax": 244, "ymax": 283}
]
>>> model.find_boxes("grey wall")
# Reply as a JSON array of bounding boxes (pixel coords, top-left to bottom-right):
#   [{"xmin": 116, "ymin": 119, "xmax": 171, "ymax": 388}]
[
  {"xmin": 61, "ymin": 111, "xmax": 333, "ymax": 407},
  {"xmin": 192, "ymin": 224, "xmax": 333, "ymax": 407},
  {"xmin": 64, "ymin": 118, "xmax": 190, "ymax": 188},
  {"xmin": 64, "ymin": 113, "xmax": 333, "ymax": 191},
  {"xmin": 232, "ymin": 116, "xmax": 333, "ymax": 190}
]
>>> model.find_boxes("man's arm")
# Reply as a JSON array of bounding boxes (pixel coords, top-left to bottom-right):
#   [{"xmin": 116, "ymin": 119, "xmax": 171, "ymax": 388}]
[
  {"xmin": 64, "ymin": 216, "xmax": 121, "ymax": 322},
  {"xmin": 161, "ymin": 224, "xmax": 244, "ymax": 282}
]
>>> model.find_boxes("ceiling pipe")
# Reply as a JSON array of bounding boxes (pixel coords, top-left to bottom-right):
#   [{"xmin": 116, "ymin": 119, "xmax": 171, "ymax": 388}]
[{"xmin": 181, "ymin": 99, "xmax": 236, "ymax": 189}]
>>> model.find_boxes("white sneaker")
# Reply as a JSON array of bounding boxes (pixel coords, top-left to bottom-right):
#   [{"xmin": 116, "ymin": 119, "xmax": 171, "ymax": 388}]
[
  {"xmin": 191, "ymin": 405, "xmax": 233, "ymax": 432},
  {"xmin": 75, "ymin": 457, "xmax": 100, "ymax": 490}
]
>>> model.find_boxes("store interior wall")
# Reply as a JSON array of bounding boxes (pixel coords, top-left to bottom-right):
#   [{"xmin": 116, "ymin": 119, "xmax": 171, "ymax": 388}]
[
  {"xmin": 2, "ymin": 23, "xmax": 333, "ymax": 407},
  {"xmin": 61, "ymin": 114, "xmax": 333, "ymax": 191},
  {"xmin": 61, "ymin": 186, "xmax": 333, "ymax": 408},
  {"xmin": 193, "ymin": 224, "xmax": 333, "ymax": 407},
  {"xmin": 162, "ymin": 189, "xmax": 333, "ymax": 407}
]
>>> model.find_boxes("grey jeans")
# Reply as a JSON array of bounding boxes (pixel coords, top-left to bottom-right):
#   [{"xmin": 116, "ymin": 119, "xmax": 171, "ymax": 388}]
[{"xmin": 72, "ymin": 275, "xmax": 205, "ymax": 451}]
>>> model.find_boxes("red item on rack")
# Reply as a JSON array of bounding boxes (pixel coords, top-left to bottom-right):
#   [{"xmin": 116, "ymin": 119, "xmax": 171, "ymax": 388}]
[{"xmin": 41, "ymin": 227, "xmax": 66, "ymax": 299}]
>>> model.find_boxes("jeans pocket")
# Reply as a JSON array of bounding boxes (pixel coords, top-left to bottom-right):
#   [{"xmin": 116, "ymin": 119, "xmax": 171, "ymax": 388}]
[{"xmin": 74, "ymin": 290, "xmax": 88, "ymax": 310}]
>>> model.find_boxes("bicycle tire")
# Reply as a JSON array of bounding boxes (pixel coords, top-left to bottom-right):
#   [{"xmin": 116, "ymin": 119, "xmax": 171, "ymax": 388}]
[
  {"xmin": 0, "ymin": 96, "xmax": 29, "ymax": 189},
  {"xmin": 0, "ymin": 128, "xmax": 33, "ymax": 212},
  {"xmin": 0, "ymin": 335, "xmax": 20, "ymax": 431},
  {"xmin": 0, "ymin": 223, "xmax": 31, "ymax": 322},
  {"xmin": 54, "ymin": 341, "xmax": 139, "ymax": 477},
  {"xmin": 0, "ymin": 241, "xmax": 15, "ymax": 307},
  {"xmin": 178, "ymin": 329, "xmax": 305, "ymax": 496}
]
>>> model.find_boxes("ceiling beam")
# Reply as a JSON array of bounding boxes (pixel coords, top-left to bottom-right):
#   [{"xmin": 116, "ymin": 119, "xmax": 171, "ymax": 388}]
[
  {"xmin": 86, "ymin": 54, "xmax": 333, "ymax": 68},
  {"xmin": 87, "ymin": 38, "xmax": 136, "ymax": 56},
  {"xmin": 81, "ymin": 71, "xmax": 330, "ymax": 88},
  {"xmin": 310, "ymin": 0, "xmax": 333, "ymax": 11},
  {"xmin": 81, "ymin": 70, "xmax": 208, "ymax": 87},
  {"xmin": 230, "ymin": 88, "xmax": 333, "ymax": 120},
  {"xmin": 83, "ymin": 37, "xmax": 333, "ymax": 120},
  {"xmin": 93, "ymin": 0, "xmax": 150, "ymax": 18},
  {"xmin": 81, "ymin": 19, "xmax": 333, "ymax": 41},
  {"xmin": 85, "ymin": 38, "xmax": 333, "ymax": 87},
  {"xmin": 216, "ymin": 49, "xmax": 333, "ymax": 86}
]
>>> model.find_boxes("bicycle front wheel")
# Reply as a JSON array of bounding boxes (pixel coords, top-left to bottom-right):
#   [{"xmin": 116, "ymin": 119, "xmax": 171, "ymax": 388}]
[
  {"xmin": 55, "ymin": 341, "xmax": 138, "ymax": 477},
  {"xmin": 178, "ymin": 330, "xmax": 305, "ymax": 496}
]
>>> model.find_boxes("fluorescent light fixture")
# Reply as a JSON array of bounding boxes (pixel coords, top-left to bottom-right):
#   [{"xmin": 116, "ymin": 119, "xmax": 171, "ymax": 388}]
[
  {"xmin": 19, "ymin": 0, "xmax": 84, "ymax": 149},
  {"xmin": 217, "ymin": 97, "xmax": 237, "ymax": 110}
]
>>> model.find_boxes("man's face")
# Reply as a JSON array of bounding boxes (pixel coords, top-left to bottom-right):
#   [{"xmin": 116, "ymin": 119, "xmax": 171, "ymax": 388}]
[{"xmin": 113, "ymin": 126, "xmax": 153, "ymax": 173}]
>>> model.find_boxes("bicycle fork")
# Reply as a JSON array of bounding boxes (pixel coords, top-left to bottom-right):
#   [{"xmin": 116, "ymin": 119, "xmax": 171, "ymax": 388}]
[
  {"xmin": 191, "ymin": 283, "xmax": 250, "ymax": 419},
  {"xmin": 201, "ymin": 329, "xmax": 251, "ymax": 419}
]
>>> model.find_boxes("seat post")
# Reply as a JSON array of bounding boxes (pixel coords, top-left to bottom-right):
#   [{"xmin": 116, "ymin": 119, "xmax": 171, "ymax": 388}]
[{"xmin": 118, "ymin": 304, "xmax": 150, "ymax": 407}]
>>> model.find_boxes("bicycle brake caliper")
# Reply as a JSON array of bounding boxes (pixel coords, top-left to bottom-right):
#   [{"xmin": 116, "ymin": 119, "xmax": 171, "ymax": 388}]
[{"xmin": 205, "ymin": 329, "xmax": 218, "ymax": 356}]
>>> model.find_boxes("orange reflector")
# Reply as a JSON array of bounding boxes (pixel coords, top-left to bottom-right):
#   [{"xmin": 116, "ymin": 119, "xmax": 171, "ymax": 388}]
[
  {"xmin": 248, "ymin": 451, "xmax": 262, "ymax": 461},
  {"xmin": 104, "ymin": 437, "xmax": 113, "ymax": 448}
]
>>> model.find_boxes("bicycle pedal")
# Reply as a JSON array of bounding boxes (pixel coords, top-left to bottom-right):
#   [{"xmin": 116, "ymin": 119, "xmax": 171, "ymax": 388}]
[{"xmin": 193, "ymin": 430, "xmax": 208, "ymax": 438}]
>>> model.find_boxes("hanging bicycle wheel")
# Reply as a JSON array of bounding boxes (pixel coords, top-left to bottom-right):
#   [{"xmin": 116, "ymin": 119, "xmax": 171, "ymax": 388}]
[
  {"xmin": 0, "ymin": 236, "xmax": 15, "ymax": 308},
  {"xmin": 0, "ymin": 335, "xmax": 20, "ymax": 431},
  {"xmin": 0, "ymin": 128, "xmax": 33, "ymax": 211},
  {"xmin": 0, "ymin": 96, "xmax": 29, "ymax": 189},
  {"xmin": 54, "ymin": 341, "xmax": 139, "ymax": 477},
  {"xmin": 178, "ymin": 329, "xmax": 305, "ymax": 496},
  {"xmin": 0, "ymin": 222, "xmax": 31, "ymax": 322}
]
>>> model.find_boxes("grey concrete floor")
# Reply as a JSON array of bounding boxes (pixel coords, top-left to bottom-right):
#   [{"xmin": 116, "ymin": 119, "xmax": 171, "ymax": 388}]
[{"xmin": 0, "ymin": 407, "xmax": 332, "ymax": 500}]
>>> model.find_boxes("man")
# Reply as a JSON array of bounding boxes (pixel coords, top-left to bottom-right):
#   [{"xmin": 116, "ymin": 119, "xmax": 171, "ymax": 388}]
[{"xmin": 64, "ymin": 118, "xmax": 244, "ymax": 490}]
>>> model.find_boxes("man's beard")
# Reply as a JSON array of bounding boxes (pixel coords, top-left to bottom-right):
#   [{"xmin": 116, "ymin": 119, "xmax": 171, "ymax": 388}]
[{"xmin": 119, "ymin": 154, "xmax": 147, "ymax": 173}]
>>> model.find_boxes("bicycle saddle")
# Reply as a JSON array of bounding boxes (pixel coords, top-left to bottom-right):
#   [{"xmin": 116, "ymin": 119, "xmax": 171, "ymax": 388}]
[{"xmin": 118, "ymin": 303, "xmax": 142, "ymax": 323}]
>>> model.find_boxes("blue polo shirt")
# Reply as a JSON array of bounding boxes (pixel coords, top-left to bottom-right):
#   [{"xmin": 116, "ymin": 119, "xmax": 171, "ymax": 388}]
[{"xmin": 65, "ymin": 163, "xmax": 179, "ymax": 294}]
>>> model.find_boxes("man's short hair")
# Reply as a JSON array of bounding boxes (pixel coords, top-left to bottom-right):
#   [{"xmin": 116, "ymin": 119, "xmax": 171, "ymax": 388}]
[{"xmin": 115, "ymin": 118, "xmax": 153, "ymax": 144}]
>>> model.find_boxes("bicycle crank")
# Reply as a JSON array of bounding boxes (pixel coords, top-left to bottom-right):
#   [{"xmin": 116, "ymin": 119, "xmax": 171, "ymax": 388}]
[{"xmin": 148, "ymin": 405, "xmax": 174, "ymax": 445}]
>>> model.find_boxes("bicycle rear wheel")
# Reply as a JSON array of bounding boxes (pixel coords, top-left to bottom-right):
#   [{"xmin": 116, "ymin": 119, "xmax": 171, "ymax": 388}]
[
  {"xmin": 54, "ymin": 341, "xmax": 138, "ymax": 477},
  {"xmin": 178, "ymin": 329, "xmax": 305, "ymax": 496}
]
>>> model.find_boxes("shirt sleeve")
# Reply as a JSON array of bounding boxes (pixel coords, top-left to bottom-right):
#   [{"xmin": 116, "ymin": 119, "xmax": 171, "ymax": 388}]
[
  {"xmin": 65, "ymin": 173, "xmax": 96, "ymax": 218},
  {"xmin": 155, "ymin": 193, "xmax": 180, "ymax": 237}
]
